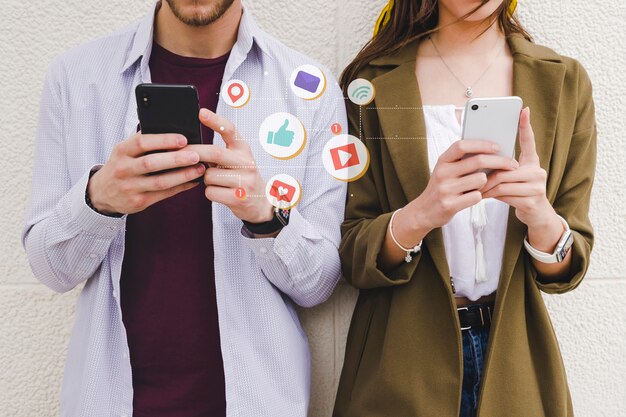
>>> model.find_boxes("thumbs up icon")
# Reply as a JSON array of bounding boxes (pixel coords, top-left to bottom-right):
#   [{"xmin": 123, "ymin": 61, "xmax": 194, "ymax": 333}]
[
  {"xmin": 267, "ymin": 119, "xmax": 295, "ymax": 147},
  {"xmin": 259, "ymin": 112, "xmax": 307, "ymax": 160}
]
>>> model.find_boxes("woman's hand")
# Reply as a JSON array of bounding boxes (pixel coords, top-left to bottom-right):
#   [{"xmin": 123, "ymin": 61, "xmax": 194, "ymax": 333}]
[
  {"xmin": 404, "ymin": 139, "xmax": 519, "ymax": 232},
  {"xmin": 480, "ymin": 108, "xmax": 556, "ymax": 228},
  {"xmin": 380, "ymin": 139, "xmax": 518, "ymax": 270},
  {"xmin": 481, "ymin": 107, "xmax": 573, "ymax": 280}
]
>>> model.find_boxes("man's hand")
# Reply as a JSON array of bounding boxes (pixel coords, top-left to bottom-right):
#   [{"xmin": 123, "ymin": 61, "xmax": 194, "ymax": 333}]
[
  {"xmin": 188, "ymin": 108, "xmax": 274, "ymax": 224},
  {"xmin": 88, "ymin": 132, "xmax": 207, "ymax": 216}
]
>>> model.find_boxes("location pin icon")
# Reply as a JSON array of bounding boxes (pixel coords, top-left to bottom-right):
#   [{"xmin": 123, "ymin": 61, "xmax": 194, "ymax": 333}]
[{"xmin": 228, "ymin": 83, "xmax": 244, "ymax": 103}]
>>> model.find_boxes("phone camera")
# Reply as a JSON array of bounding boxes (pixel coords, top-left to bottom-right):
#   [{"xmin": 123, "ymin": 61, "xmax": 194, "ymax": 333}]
[
  {"xmin": 471, "ymin": 104, "xmax": 479, "ymax": 111},
  {"xmin": 141, "ymin": 93, "xmax": 151, "ymax": 108}
]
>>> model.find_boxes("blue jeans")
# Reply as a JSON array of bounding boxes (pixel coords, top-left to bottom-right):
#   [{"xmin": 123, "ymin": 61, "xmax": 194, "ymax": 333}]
[{"xmin": 460, "ymin": 326, "xmax": 490, "ymax": 417}]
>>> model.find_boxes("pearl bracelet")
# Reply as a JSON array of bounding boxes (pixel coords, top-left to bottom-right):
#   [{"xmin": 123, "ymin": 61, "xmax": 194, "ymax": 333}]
[{"xmin": 389, "ymin": 209, "xmax": 423, "ymax": 263}]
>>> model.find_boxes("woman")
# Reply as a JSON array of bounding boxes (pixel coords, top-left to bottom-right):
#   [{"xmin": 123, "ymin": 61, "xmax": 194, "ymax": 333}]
[{"xmin": 334, "ymin": 1, "xmax": 596, "ymax": 416}]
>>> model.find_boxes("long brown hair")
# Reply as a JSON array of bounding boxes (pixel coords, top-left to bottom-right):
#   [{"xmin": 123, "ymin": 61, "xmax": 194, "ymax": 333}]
[{"xmin": 340, "ymin": 0, "xmax": 532, "ymax": 91}]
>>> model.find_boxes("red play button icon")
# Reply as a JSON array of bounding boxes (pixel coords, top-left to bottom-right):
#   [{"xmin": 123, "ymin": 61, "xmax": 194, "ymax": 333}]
[{"xmin": 330, "ymin": 143, "xmax": 360, "ymax": 170}]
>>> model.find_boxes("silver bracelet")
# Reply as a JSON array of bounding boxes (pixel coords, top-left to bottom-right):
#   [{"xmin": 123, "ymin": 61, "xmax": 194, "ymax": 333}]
[{"xmin": 389, "ymin": 209, "xmax": 423, "ymax": 263}]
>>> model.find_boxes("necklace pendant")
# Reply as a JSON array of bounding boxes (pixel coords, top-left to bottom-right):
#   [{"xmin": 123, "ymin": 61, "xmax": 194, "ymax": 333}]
[{"xmin": 465, "ymin": 87, "xmax": 473, "ymax": 98}]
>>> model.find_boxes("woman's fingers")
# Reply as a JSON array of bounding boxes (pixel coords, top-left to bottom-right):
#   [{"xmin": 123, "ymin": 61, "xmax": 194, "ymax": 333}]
[
  {"xmin": 449, "ymin": 153, "xmax": 518, "ymax": 177},
  {"xmin": 449, "ymin": 171, "xmax": 488, "ymax": 194},
  {"xmin": 439, "ymin": 139, "xmax": 501, "ymax": 163},
  {"xmin": 482, "ymin": 182, "xmax": 539, "ymax": 199},
  {"xmin": 518, "ymin": 107, "xmax": 540, "ymax": 166},
  {"xmin": 454, "ymin": 190, "xmax": 483, "ymax": 211},
  {"xmin": 481, "ymin": 167, "xmax": 544, "ymax": 193}
]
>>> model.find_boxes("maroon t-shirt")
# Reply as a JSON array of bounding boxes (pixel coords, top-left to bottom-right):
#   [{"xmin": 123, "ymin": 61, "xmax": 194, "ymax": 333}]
[{"xmin": 120, "ymin": 42, "xmax": 229, "ymax": 417}]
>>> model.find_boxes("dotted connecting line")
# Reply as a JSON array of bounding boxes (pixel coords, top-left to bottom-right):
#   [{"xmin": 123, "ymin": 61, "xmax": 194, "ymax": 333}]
[
  {"xmin": 214, "ymin": 80, "xmax": 433, "ymax": 144},
  {"xmin": 334, "ymin": 95, "xmax": 343, "ymax": 124},
  {"xmin": 359, "ymin": 106, "xmax": 363, "ymax": 141},
  {"xmin": 215, "ymin": 79, "xmax": 350, "ymax": 125},
  {"xmin": 210, "ymin": 79, "xmax": 433, "ymax": 176},
  {"xmin": 215, "ymin": 173, "xmax": 242, "ymax": 187}
]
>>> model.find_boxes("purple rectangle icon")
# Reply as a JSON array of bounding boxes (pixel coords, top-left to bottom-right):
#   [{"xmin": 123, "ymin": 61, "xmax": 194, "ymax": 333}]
[{"xmin": 294, "ymin": 70, "xmax": 321, "ymax": 93}]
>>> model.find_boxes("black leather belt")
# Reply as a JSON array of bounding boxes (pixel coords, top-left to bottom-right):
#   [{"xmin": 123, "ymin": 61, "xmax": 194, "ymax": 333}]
[{"xmin": 457, "ymin": 302, "xmax": 495, "ymax": 331}]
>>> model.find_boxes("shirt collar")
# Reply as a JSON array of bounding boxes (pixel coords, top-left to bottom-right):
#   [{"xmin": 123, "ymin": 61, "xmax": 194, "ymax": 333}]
[{"xmin": 120, "ymin": 1, "xmax": 269, "ymax": 75}]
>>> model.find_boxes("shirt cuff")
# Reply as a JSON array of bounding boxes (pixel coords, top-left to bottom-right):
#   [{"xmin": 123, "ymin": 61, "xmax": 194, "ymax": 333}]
[
  {"xmin": 241, "ymin": 207, "xmax": 321, "ymax": 262},
  {"xmin": 68, "ymin": 165, "xmax": 126, "ymax": 239}
]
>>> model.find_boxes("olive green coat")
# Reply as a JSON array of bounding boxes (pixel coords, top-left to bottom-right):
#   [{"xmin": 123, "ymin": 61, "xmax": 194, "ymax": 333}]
[{"xmin": 333, "ymin": 36, "xmax": 596, "ymax": 417}]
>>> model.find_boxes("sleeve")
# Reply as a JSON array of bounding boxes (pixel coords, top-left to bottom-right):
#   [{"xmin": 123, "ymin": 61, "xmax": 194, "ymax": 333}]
[
  {"xmin": 535, "ymin": 61, "xmax": 596, "ymax": 294},
  {"xmin": 241, "ymin": 72, "xmax": 347, "ymax": 308},
  {"xmin": 21, "ymin": 58, "xmax": 126, "ymax": 293},
  {"xmin": 338, "ymin": 94, "xmax": 424, "ymax": 290}
]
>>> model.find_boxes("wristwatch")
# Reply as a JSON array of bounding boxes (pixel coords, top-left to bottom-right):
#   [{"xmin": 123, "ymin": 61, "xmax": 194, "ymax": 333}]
[
  {"xmin": 523, "ymin": 214, "xmax": 574, "ymax": 263},
  {"xmin": 85, "ymin": 168, "xmax": 124, "ymax": 218},
  {"xmin": 242, "ymin": 208, "xmax": 290, "ymax": 235}
]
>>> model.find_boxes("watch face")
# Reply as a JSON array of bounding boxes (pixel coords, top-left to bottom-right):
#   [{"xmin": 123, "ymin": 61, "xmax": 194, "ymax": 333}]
[
  {"xmin": 276, "ymin": 208, "xmax": 290, "ymax": 226},
  {"xmin": 556, "ymin": 231, "xmax": 574, "ymax": 262}
]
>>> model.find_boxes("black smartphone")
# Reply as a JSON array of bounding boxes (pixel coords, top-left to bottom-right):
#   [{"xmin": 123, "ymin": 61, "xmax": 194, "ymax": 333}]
[{"xmin": 135, "ymin": 83, "xmax": 203, "ymax": 145}]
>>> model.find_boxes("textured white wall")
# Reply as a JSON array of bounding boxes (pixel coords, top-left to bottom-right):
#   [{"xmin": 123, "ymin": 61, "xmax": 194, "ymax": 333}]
[{"xmin": 1, "ymin": 1, "xmax": 625, "ymax": 416}]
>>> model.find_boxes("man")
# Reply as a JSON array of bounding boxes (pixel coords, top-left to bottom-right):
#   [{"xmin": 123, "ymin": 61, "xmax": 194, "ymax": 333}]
[{"xmin": 22, "ymin": 1, "xmax": 347, "ymax": 416}]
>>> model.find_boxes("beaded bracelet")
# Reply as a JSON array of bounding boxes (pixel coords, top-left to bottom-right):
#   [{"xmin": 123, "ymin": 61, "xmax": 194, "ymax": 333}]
[{"xmin": 389, "ymin": 209, "xmax": 422, "ymax": 263}]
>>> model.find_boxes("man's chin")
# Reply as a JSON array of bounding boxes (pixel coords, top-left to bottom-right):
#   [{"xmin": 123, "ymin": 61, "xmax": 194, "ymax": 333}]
[{"xmin": 164, "ymin": 0, "xmax": 236, "ymax": 27}]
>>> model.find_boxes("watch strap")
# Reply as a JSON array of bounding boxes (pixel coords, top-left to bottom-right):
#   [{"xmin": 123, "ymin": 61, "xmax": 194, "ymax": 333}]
[
  {"xmin": 242, "ymin": 208, "xmax": 290, "ymax": 235},
  {"xmin": 523, "ymin": 214, "xmax": 572, "ymax": 263},
  {"xmin": 85, "ymin": 169, "xmax": 124, "ymax": 218}
]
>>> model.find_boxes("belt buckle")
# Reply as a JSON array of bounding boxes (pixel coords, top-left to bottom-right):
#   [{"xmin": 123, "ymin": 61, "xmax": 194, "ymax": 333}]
[{"xmin": 457, "ymin": 306, "xmax": 472, "ymax": 331}]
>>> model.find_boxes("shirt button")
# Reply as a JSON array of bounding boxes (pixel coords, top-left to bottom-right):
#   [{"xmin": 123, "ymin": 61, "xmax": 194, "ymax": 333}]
[
  {"xmin": 259, "ymin": 247, "xmax": 268, "ymax": 254},
  {"xmin": 112, "ymin": 290, "xmax": 117, "ymax": 298},
  {"xmin": 89, "ymin": 253, "xmax": 97, "ymax": 259},
  {"xmin": 122, "ymin": 352, "xmax": 128, "ymax": 359}
]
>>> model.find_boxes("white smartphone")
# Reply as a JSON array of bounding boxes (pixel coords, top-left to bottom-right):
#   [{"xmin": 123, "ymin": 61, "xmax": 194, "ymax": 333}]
[{"xmin": 461, "ymin": 96, "xmax": 523, "ymax": 174}]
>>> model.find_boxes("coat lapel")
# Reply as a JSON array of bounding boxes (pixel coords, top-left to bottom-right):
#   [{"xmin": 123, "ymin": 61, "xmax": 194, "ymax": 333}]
[
  {"xmin": 371, "ymin": 39, "xmax": 452, "ymax": 285},
  {"xmin": 369, "ymin": 36, "xmax": 567, "ymax": 297},
  {"xmin": 495, "ymin": 37, "xmax": 566, "ymax": 303}
]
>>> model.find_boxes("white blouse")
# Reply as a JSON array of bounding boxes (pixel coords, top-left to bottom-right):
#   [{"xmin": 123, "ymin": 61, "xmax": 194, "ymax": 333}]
[{"xmin": 423, "ymin": 105, "xmax": 510, "ymax": 301}]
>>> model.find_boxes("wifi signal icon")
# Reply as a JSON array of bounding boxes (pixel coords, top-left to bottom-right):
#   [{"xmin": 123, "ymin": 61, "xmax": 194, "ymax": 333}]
[
  {"xmin": 348, "ymin": 78, "xmax": 376, "ymax": 106},
  {"xmin": 353, "ymin": 86, "xmax": 371, "ymax": 100}
]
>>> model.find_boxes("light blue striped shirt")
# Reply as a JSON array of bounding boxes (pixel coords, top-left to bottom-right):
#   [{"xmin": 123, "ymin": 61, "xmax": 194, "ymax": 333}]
[{"xmin": 22, "ymin": 4, "xmax": 347, "ymax": 416}]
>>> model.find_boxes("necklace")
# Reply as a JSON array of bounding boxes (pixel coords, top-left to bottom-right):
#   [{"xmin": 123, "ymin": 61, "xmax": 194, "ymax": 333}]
[{"xmin": 429, "ymin": 35, "xmax": 505, "ymax": 98}]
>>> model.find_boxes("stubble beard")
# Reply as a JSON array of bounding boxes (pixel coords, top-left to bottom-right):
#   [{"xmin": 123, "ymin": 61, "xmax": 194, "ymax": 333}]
[{"xmin": 164, "ymin": 0, "xmax": 236, "ymax": 27}]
